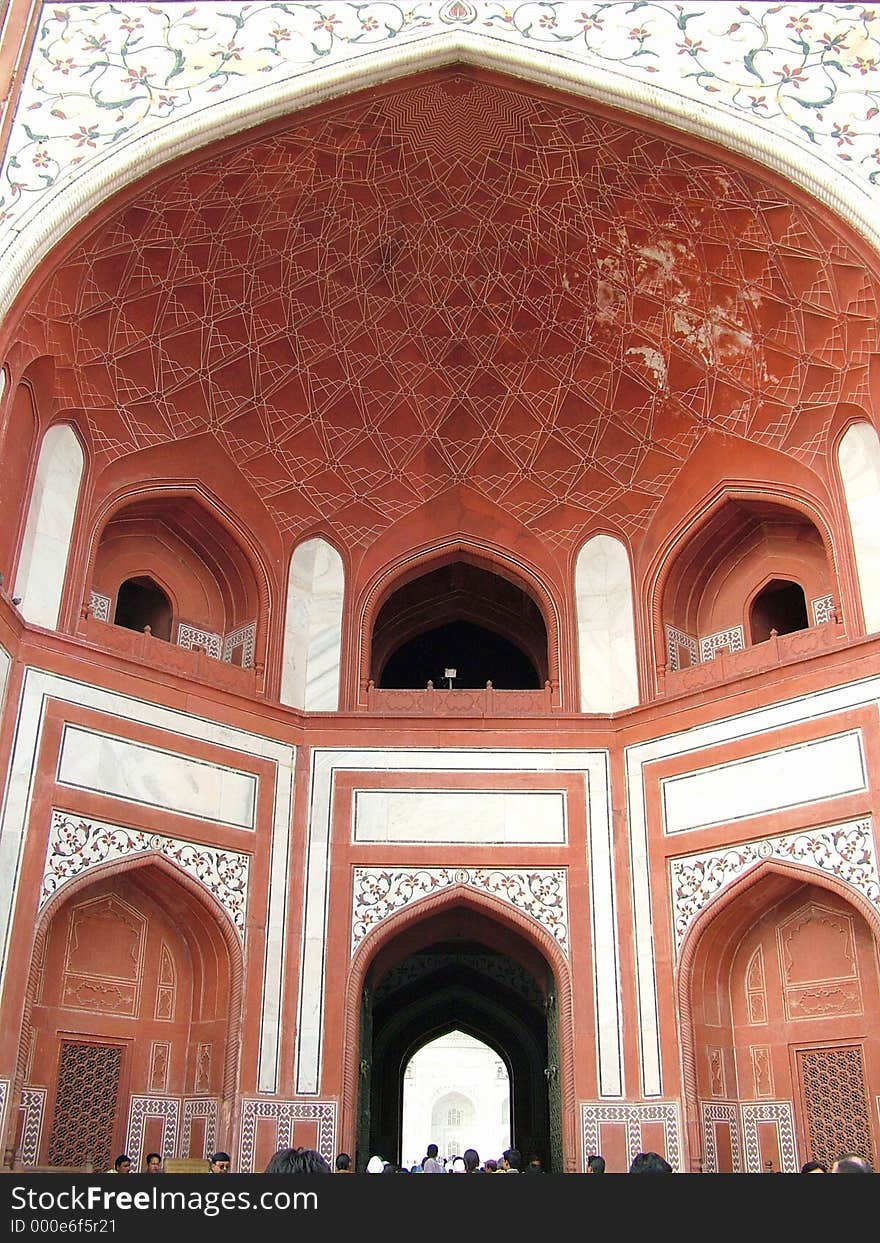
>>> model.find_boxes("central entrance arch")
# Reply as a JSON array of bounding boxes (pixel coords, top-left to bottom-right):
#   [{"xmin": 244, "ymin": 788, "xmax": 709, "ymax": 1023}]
[{"xmin": 345, "ymin": 892, "xmax": 574, "ymax": 1172}]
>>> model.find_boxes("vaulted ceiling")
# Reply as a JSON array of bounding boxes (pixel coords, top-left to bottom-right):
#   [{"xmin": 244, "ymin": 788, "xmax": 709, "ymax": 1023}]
[{"xmin": 20, "ymin": 68, "xmax": 878, "ymax": 560}]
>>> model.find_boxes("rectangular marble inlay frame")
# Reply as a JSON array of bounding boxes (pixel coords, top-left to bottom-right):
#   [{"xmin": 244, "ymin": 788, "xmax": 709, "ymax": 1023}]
[
  {"xmin": 352, "ymin": 787, "xmax": 568, "ymax": 844},
  {"xmin": 660, "ymin": 729, "xmax": 867, "ymax": 835},
  {"xmin": 57, "ymin": 723, "xmax": 258, "ymax": 829},
  {"xmin": 297, "ymin": 748, "xmax": 617, "ymax": 1097}
]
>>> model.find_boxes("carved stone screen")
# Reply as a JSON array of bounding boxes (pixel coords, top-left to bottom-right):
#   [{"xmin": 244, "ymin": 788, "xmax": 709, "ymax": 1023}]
[
  {"xmin": 47, "ymin": 1041, "xmax": 121, "ymax": 1170},
  {"xmin": 797, "ymin": 1045, "xmax": 873, "ymax": 1170}
]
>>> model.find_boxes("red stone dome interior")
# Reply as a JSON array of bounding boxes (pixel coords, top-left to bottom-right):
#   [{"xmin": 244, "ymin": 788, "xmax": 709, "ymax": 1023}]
[{"xmin": 14, "ymin": 67, "xmax": 875, "ymax": 578}]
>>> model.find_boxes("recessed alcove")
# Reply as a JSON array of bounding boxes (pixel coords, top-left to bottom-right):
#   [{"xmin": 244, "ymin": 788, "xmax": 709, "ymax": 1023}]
[
  {"xmin": 371, "ymin": 560, "xmax": 548, "ymax": 690},
  {"xmin": 662, "ymin": 497, "xmax": 834, "ymax": 671},
  {"xmin": 113, "ymin": 575, "xmax": 172, "ymax": 640}
]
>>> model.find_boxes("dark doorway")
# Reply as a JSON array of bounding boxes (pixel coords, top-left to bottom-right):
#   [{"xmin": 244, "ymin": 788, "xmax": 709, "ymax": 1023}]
[
  {"xmin": 114, "ymin": 576, "xmax": 172, "ymax": 640},
  {"xmin": 372, "ymin": 560, "xmax": 548, "ymax": 688},
  {"xmin": 379, "ymin": 619, "xmax": 539, "ymax": 689},
  {"xmin": 749, "ymin": 578, "xmax": 808, "ymax": 644},
  {"xmin": 357, "ymin": 910, "xmax": 562, "ymax": 1173}
]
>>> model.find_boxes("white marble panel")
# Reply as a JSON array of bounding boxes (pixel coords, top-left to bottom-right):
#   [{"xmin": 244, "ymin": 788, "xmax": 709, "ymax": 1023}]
[
  {"xmin": 839, "ymin": 421, "xmax": 880, "ymax": 635},
  {"xmin": 0, "ymin": 668, "xmax": 295, "ymax": 1094},
  {"xmin": 661, "ymin": 731, "xmax": 866, "ymax": 834},
  {"xmin": 353, "ymin": 789, "xmax": 567, "ymax": 844},
  {"xmin": 576, "ymin": 535, "xmax": 639, "ymax": 712},
  {"xmin": 13, "ymin": 424, "xmax": 83, "ymax": 629},
  {"xmin": 0, "ymin": 641, "xmax": 10, "ymax": 714},
  {"xmin": 57, "ymin": 725, "xmax": 257, "ymax": 829},
  {"xmin": 281, "ymin": 538, "xmax": 343, "ymax": 711}
]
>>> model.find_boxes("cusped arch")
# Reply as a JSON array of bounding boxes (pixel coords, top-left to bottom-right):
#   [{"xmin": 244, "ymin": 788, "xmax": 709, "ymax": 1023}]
[
  {"xmin": 19, "ymin": 852, "xmax": 245, "ymax": 1105},
  {"xmin": 342, "ymin": 883, "xmax": 576, "ymax": 1169},
  {"xmin": 357, "ymin": 540, "xmax": 561, "ymax": 705},
  {"xmin": 675, "ymin": 857, "xmax": 880, "ymax": 1170}
]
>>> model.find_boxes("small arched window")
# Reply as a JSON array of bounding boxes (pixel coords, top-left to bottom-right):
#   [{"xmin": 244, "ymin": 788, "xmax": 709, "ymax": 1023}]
[
  {"xmin": 114, "ymin": 576, "xmax": 172, "ymax": 641},
  {"xmin": 749, "ymin": 578, "xmax": 808, "ymax": 644}
]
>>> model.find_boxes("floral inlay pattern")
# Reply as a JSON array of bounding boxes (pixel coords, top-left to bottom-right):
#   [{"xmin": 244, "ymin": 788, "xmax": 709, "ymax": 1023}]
[
  {"xmin": 41, "ymin": 809, "xmax": 250, "ymax": 938},
  {"xmin": 351, "ymin": 865, "xmax": 569, "ymax": 954},
  {"xmin": 2, "ymin": 2, "xmax": 879, "ymax": 247},
  {"xmin": 669, "ymin": 817, "xmax": 879, "ymax": 954}
]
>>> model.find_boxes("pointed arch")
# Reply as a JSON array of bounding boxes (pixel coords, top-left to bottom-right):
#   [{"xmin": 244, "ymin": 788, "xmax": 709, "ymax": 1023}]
[
  {"xmin": 676, "ymin": 858, "xmax": 880, "ymax": 1171},
  {"xmin": 341, "ymin": 883, "xmax": 576, "ymax": 1170},
  {"xmin": 16, "ymin": 851, "xmax": 245, "ymax": 1116}
]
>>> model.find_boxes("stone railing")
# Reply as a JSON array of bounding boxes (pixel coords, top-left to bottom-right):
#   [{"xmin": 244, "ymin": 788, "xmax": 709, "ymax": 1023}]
[
  {"xmin": 361, "ymin": 679, "xmax": 560, "ymax": 716},
  {"xmin": 659, "ymin": 617, "xmax": 847, "ymax": 697},
  {"xmin": 79, "ymin": 614, "xmax": 260, "ymax": 696}
]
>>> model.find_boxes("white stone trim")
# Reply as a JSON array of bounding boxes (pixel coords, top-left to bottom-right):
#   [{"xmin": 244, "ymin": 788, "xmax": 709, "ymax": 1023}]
[
  {"xmin": 740, "ymin": 1100, "xmax": 798, "ymax": 1173},
  {"xmin": 2, "ymin": 4, "xmax": 879, "ymax": 328},
  {"xmin": 125, "ymin": 1095, "xmax": 180, "ymax": 1165},
  {"xmin": 18, "ymin": 1086, "xmax": 46, "ymax": 1166},
  {"xmin": 700, "ymin": 1101, "xmax": 742, "ymax": 1173},
  {"xmin": 88, "ymin": 591, "xmax": 111, "ymax": 623},
  {"xmin": 180, "ymin": 1098, "xmax": 218, "ymax": 1160},
  {"xmin": 297, "ymin": 748, "xmax": 618, "ymax": 1097},
  {"xmin": 669, "ymin": 817, "xmax": 879, "ymax": 956},
  {"xmin": 625, "ymin": 673, "xmax": 880, "ymax": 1099},
  {"xmin": 581, "ymin": 1100, "xmax": 682, "ymax": 1172},
  {"xmin": 237, "ymin": 1098, "xmax": 336, "ymax": 1173}
]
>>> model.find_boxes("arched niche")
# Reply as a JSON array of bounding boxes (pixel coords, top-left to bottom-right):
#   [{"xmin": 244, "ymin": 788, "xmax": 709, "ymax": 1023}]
[
  {"xmin": 575, "ymin": 534, "xmax": 638, "ymax": 712},
  {"xmin": 660, "ymin": 496, "xmax": 835, "ymax": 670},
  {"xmin": 17, "ymin": 858, "xmax": 241, "ymax": 1170},
  {"xmin": 342, "ymin": 887, "xmax": 577, "ymax": 1172},
  {"xmin": 370, "ymin": 557, "xmax": 548, "ymax": 690},
  {"xmin": 13, "ymin": 423, "xmax": 84, "ymax": 630},
  {"xmin": 91, "ymin": 494, "xmax": 260, "ymax": 664},
  {"xmin": 837, "ymin": 421, "xmax": 880, "ymax": 635},
  {"xmin": 280, "ymin": 537, "xmax": 344, "ymax": 711},
  {"xmin": 678, "ymin": 865, "xmax": 880, "ymax": 1172}
]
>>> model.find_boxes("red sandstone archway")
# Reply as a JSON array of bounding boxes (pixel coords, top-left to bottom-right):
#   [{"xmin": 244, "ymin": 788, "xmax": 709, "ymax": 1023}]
[
  {"xmin": 341, "ymin": 886, "xmax": 578, "ymax": 1171},
  {"xmin": 677, "ymin": 861, "xmax": 880, "ymax": 1172},
  {"xmin": 9, "ymin": 855, "xmax": 244, "ymax": 1170}
]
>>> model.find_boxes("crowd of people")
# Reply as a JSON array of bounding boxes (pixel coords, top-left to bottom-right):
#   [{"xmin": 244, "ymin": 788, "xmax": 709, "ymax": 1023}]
[{"xmin": 104, "ymin": 1145, "xmax": 875, "ymax": 1174}]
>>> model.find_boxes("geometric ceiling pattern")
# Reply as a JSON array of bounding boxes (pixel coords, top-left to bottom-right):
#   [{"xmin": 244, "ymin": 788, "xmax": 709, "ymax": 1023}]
[{"xmin": 23, "ymin": 72, "xmax": 878, "ymax": 555}]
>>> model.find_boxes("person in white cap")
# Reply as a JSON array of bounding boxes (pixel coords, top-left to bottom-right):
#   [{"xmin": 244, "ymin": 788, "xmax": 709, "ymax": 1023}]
[{"xmin": 366, "ymin": 1154, "xmax": 386, "ymax": 1173}]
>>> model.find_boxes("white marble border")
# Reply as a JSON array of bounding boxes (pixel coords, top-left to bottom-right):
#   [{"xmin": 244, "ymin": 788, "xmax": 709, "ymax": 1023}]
[
  {"xmin": 580, "ymin": 1100, "xmax": 683, "ymax": 1172},
  {"xmin": 56, "ymin": 723, "xmax": 258, "ymax": 830},
  {"xmin": 700, "ymin": 1101, "xmax": 742, "ymax": 1173},
  {"xmin": 351, "ymin": 866, "xmax": 569, "ymax": 957},
  {"xmin": 296, "ymin": 748, "xmax": 618, "ymax": 1097},
  {"xmin": 125, "ymin": 1095, "xmax": 180, "ymax": 1165},
  {"xmin": 740, "ymin": 1100, "xmax": 798, "ymax": 1173},
  {"xmin": 626, "ymin": 674, "xmax": 880, "ymax": 1099},
  {"xmin": 17, "ymin": 1086, "xmax": 46, "ymax": 1166},
  {"xmin": 0, "ymin": 667, "xmax": 295, "ymax": 1093},
  {"xmin": 3, "ymin": 5, "xmax": 879, "ymax": 326},
  {"xmin": 180, "ymin": 1098, "xmax": 218, "ymax": 1161},
  {"xmin": 660, "ymin": 730, "xmax": 867, "ymax": 834},
  {"xmin": 237, "ymin": 1098, "xmax": 336, "ymax": 1173}
]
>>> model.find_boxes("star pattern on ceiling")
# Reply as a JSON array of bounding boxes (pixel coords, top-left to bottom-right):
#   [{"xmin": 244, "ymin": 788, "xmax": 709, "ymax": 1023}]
[{"xmin": 27, "ymin": 73, "xmax": 877, "ymax": 554}]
